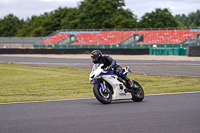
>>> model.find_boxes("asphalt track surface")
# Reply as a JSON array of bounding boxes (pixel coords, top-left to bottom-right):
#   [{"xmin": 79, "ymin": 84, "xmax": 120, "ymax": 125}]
[
  {"xmin": 1, "ymin": 56, "xmax": 200, "ymax": 77},
  {"xmin": 0, "ymin": 56, "xmax": 200, "ymax": 133},
  {"xmin": 0, "ymin": 92, "xmax": 200, "ymax": 133}
]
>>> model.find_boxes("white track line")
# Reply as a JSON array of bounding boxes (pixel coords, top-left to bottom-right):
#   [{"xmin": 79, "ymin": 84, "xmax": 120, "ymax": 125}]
[
  {"xmin": 1, "ymin": 61, "xmax": 200, "ymax": 66},
  {"xmin": 0, "ymin": 91, "xmax": 200, "ymax": 105},
  {"xmin": 145, "ymin": 91, "xmax": 200, "ymax": 96},
  {"xmin": 0, "ymin": 98, "xmax": 95, "ymax": 105}
]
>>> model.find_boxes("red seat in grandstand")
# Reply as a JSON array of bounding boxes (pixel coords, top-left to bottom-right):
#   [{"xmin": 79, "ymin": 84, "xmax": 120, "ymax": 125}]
[
  {"xmin": 41, "ymin": 33, "xmax": 70, "ymax": 45},
  {"xmin": 41, "ymin": 29, "xmax": 200, "ymax": 45}
]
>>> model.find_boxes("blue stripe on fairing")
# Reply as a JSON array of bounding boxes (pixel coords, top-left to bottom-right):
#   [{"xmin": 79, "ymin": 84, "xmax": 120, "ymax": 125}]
[
  {"xmin": 106, "ymin": 70, "xmax": 114, "ymax": 73},
  {"xmin": 99, "ymin": 70, "xmax": 115, "ymax": 76},
  {"xmin": 99, "ymin": 73, "xmax": 115, "ymax": 76}
]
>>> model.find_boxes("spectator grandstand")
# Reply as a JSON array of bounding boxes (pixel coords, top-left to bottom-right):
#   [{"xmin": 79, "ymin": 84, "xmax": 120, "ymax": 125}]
[
  {"xmin": 1, "ymin": 29, "xmax": 200, "ymax": 56},
  {"xmin": 40, "ymin": 28, "xmax": 200, "ymax": 45},
  {"xmin": 41, "ymin": 33, "xmax": 70, "ymax": 45},
  {"xmin": 1, "ymin": 28, "xmax": 200, "ymax": 49}
]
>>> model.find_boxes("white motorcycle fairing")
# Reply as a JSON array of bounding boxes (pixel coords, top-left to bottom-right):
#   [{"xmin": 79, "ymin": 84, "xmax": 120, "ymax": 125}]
[
  {"xmin": 102, "ymin": 75, "xmax": 132, "ymax": 100},
  {"xmin": 89, "ymin": 64, "xmax": 132, "ymax": 100}
]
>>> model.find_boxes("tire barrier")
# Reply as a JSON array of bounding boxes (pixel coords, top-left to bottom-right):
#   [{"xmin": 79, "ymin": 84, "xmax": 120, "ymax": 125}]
[
  {"xmin": 0, "ymin": 48, "xmax": 149, "ymax": 55},
  {"xmin": 187, "ymin": 46, "xmax": 200, "ymax": 57}
]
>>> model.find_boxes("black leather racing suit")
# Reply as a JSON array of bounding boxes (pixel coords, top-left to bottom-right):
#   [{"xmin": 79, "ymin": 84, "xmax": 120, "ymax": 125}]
[{"xmin": 100, "ymin": 55, "xmax": 130, "ymax": 81}]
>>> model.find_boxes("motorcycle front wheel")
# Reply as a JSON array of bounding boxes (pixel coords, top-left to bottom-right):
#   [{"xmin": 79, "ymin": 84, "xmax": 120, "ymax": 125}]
[
  {"xmin": 93, "ymin": 84, "xmax": 112, "ymax": 104},
  {"xmin": 131, "ymin": 81, "xmax": 144, "ymax": 102}
]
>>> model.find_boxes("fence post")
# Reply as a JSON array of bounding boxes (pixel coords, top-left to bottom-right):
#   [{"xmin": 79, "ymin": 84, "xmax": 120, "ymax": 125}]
[
  {"xmin": 164, "ymin": 36, "xmax": 167, "ymax": 44},
  {"xmin": 9, "ymin": 37, "xmax": 11, "ymax": 48},
  {"xmin": 100, "ymin": 37, "xmax": 103, "ymax": 48},
  {"xmin": 121, "ymin": 37, "xmax": 125, "ymax": 48},
  {"xmin": 188, "ymin": 36, "xmax": 191, "ymax": 46},
  {"xmin": 21, "ymin": 37, "xmax": 24, "ymax": 48}
]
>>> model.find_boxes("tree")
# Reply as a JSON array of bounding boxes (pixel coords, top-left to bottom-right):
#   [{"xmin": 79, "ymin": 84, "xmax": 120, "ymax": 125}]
[
  {"xmin": 110, "ymin": 8, "xmax": 137, "ymax": 28},
  {"xmin": 75, "ymin": 0, "xmax": 136, "ymax": 29},
  {"xmin": 175, "ymin": 9, "xmax": 200, "ymax": 27},
  {"xmin": 3, "ymin": 2, "xmax": 200, "ymax": 37},
  {"xmin": 41, "ymin": 7, "xmax": 71, "ymax": 35},
  {"xmin": 0, "ymin": 14, "xmax": 23, "ymax": 36},
  {"xmin": 18, "ymin": 15, "xmax": 44, "ymax": 37},
  {"xmin": 29, "ymin": 26, "xmax": 47, "ymax": 37},
  {"xmin": 16, "ymin": 21, "xmax": 31, "ymax": 37},
  {"xmin": 176, "ymin": 21, "xmax": 185, "ymax": 28},
  {"xmin": 137, "ymin": 8, "xmax": 178, "ymax": 28},
  {"xmin": 61, "ymin": 8, "xmax": 79, "ymax": 29}
]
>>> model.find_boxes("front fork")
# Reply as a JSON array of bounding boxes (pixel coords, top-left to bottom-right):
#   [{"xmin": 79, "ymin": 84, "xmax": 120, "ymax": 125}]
[{"xmin": 98, "ymin": 80, "xmax": 106, "ymax": 91}]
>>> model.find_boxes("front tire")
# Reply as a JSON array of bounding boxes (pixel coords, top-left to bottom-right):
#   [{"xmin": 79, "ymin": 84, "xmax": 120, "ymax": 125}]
[
  {"xmin": 93, "ymin": 84, "xmax": 112, "ymax": 104},
  {"xmin": 131, "ymin": 81, "xmax": 144, "ymax": 102}
]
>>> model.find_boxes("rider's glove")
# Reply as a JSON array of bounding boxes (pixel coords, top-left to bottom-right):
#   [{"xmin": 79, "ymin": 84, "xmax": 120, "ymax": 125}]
[{"xmin": 104, "ymin": 66, "xmax": 111, "ymax": 71}]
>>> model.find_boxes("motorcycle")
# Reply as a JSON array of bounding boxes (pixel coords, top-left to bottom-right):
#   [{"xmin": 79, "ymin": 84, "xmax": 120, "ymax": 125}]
[{"xmin": 89, "ymin": 64, "xmax": 144, "ymax": 104}]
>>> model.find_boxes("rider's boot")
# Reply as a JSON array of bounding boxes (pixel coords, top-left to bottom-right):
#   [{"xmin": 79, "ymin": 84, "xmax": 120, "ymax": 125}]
[
  {"xmin": 119, "ymin": 71, "xmax": 134, "ymax": 88},
  {"xmin": 125, "ymin": 78, "xmax": 134, "ymax": 88}
]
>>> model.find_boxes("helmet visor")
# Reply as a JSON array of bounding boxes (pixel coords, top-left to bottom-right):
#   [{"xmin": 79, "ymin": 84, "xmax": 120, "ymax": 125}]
[
  {"xmin": 92, "ymin": 57, "xmax": 97, "ymax": 61},
  {"xmin": 91, "ymin": 56, "xmax": 98, "ymax": 62},
  {"xmin": 91, "ymin": 55, "xmax": 100, "ymax": 63}
]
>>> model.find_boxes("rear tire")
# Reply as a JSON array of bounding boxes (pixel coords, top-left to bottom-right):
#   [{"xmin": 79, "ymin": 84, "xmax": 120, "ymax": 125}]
[
  {"xmin": 93, "ymin": 84, "xmax": 112, "ymax": 104},
  {"xmin": 131, "ymin": 81, "xmax": 144, "ymax": 102}
]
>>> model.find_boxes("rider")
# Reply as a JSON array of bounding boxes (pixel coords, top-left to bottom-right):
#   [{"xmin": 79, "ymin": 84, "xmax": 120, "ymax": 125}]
[{"xmin": 91, "ymin": 50, "xmax": 134, "ymax": 88}]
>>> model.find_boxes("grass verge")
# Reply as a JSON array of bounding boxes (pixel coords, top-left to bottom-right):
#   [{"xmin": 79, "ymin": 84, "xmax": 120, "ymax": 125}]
[{"xmin": 0, "ymin": 62, "xmax": 200, "ymax": 103}]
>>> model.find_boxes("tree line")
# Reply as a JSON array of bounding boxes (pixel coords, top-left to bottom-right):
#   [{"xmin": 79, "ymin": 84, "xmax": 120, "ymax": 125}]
[{"xmin": 0, "ymin": 0, "xmax": 199, "ymax": 37}]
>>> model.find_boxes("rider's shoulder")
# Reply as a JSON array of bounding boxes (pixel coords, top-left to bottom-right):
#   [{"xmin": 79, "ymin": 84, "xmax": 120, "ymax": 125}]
[
  {"xmin": 104, "ymin": 55, "xmax": 114, "ymax": 60},
  {"xmin": 104, "ymin": 55, "xmax": 111, "ymax": 58}
]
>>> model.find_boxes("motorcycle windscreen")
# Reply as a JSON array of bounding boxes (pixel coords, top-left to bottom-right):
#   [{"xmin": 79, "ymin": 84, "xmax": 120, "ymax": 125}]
[{"xmin": 92, "ymin": 64, "xmax": 100, "ymax": 71}]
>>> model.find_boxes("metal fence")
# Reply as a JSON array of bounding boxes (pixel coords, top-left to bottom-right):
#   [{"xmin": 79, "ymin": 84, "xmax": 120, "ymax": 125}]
[{"xmin": 0, "ymin": 37, "xmax": 48, "ymax": 48}]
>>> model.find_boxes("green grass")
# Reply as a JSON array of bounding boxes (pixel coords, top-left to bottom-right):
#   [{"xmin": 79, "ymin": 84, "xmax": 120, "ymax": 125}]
[{"xmin": 0, "ymin": 62, "xmax": 200, "ymax": 103}]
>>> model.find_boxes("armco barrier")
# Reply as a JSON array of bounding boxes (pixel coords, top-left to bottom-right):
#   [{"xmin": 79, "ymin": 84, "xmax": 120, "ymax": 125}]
[
  {"xmin": 150, "ymin": 48, "xmax": 187, "ymax": 55},
  {"xmin": 33, "ymin": 43, "xmax": 199, "ymax": 49},
  {"xmin": 0, "ymin": 48, "xmax": 149, "ymax": 55},
  {"xmin": 187, "ymin": 46, "xmax": 200, "ymax": 57},
  {"xmin": 33, "ymin": 44, "xmax": 149, "ymax": 49}
]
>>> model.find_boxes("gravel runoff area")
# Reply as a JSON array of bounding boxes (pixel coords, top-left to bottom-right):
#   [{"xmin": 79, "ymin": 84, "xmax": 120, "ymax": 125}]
[{"xmin": 1, "ymin": 54, "xmax": 200, "ymax": 61}]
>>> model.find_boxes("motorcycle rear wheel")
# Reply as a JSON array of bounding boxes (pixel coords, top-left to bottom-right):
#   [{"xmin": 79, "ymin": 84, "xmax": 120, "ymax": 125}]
[
  {"xmin": 131, "ymin": 81, "xmax": 144, "ymax": 102},
  {"xmin": 93, "ymin": 84, "xmax": 112, "ymax": 104}
]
